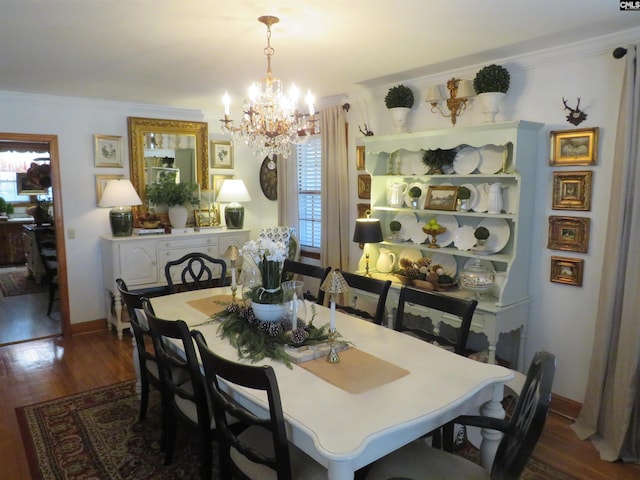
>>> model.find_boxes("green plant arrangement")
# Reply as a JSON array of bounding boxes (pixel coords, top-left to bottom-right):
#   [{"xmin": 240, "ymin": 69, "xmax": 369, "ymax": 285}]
[
  {"xmin": 474, "ymin": 226, "xmax": 490, "ymax": 240},
  {"xmin": 389, "ymin": 220, "xmax": 402, "ymax": 233},
  {"xmin": 473, "ymin": 64, "xmax": 510, "ymax": 94},
  {"xmin": 408, "ymin": 186, "xmax": 422, "ymax": 198},
  {"xmin": 421, "ymin": 148, "xmax": 457, "ymax": 174},
  {"xmin": 384, "ymin": 84, "xmax": 415, "ymax": 109},
  {"xmin": 0, "ymin": 197, "xmax": 6, "ymax": 213},
  {"xmin": 145, "ymin": 173, "xmax": 197, "ymax": 207},
  {"xmin": 5, "ymin": 203, "xmax": 15, "ymax": 215},
  {"xmin": 457, "ymin": 186, "xmax": 471, "ymax": 200}
]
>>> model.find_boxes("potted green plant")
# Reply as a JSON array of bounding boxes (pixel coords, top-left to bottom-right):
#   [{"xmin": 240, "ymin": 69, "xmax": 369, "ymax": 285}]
[
  {"xmin": 389, "ymin": 220, "xmax": 402, "ymax": 239},
  {"xmin": 456, "ymin": 186, "xmax": 471, "ymax": 212},
  {"xmin": 408, "ymin": 186, "xmax": 422, "ymax": 209},
  {"xmin": 146, "ymin": 173, "xmax": 197, "ymax": 228},
  {"xmin": 5, "ymin": 203, "xmax": 15, "ymax": 216},
  {"xmin": 421, "ymin": 148, "xmax": 456, "ymax": 174},
  {"xmin": 473, "ymin": 64, "xmax": 511, "ymax": 122},
  {"xmin": 385, "ymin": 84, "xmax": 414, "ymax": 133},
  {"xmin": 0, "ymin": 197, "xmax": 6, "ymax": 215}
]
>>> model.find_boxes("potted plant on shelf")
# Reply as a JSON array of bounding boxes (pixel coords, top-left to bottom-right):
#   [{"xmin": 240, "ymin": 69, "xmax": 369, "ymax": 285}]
[
  {"xmin": 145, "ymin": 173, "xmax": 198, "ymax": 229},
  {"xmin": 456, "ymin": 186, "xmax": 471, "ymax": 212},
  {"xmin": 384, "ymin": 84, "xmax": 415, "ymax": 133},
  {"xmin": 473, "ymin": 64, "xmax": 510, "ymax": 122},
  {"xmin": 421, "ymin": 148, "xmax": 456, "ymax": 174},
  {"xmin": 389, "ymin": 220, "xmax": 402, "ymax": 240},
  {"xmin": 408, "ymin": 186, "xmax": 422, "ymax": 209}
]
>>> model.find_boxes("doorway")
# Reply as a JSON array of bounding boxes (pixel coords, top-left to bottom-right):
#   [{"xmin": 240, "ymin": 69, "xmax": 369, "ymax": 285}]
[{"xmin": 0, "ymin": 132, "xmax": 70, "ymax": 345}]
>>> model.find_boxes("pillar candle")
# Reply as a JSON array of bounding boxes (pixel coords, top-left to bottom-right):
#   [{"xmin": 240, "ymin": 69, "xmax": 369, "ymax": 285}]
[
  {"xmin": 292, "ymin": 293, "xmax": 298, "ymax": 331},
  {"xmin": 231, "ymin": 267, "xmax": 236, "ymax": 288},
  {"xmin": 329, "ymin": 299, "xmax": 336, "ymax": 331}
]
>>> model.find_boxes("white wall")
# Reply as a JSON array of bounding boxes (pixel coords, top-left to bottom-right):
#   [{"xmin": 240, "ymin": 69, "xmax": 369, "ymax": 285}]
[
  {"xmin": 343, "ymin": 31, "xmax": 639, "ymax": 402},
  {"xmin": 0, "ymin": 93, "xmax": 277, "ymax": 325}
]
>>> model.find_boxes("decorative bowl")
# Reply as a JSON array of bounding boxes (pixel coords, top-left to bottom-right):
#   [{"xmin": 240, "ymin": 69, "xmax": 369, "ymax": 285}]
[
  {"xmin": 412, "ymin": 279, "xmax": 436, "ymax": 291},
  {"xmin": 435, "ymin": 282, "xmax": 457, "ymax": 292},
  {"xmin": 395, "ymin": 274, "xmax": 413, "ymax": 285}
]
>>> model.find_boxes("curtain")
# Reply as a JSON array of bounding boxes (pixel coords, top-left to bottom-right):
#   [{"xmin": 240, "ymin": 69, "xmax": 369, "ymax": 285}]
[
  {"xmin": 320, "ymin": 104, "xmax": 349, "ymax": 270},
  {"xmin": 277, "ymin": 154, "xmax": 299, "ymax": 230},
  {"xmin": 572, "ymin": 45, "xmax": 640, "ymax": 463}
]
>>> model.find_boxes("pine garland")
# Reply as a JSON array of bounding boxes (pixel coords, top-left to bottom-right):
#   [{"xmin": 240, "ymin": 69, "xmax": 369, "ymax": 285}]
[{"xmin": 214, "ymin": 303, "xmax": 333, "ymax": 368}]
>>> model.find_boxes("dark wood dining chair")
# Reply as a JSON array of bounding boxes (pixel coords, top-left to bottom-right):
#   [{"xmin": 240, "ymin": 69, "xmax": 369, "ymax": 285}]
[
  {"xmin": 34, "ymin": 226, "xmax": 57, "ymax": 315},
  {"xmin": 192, "ymin": 330, "xmax": 327, "ymax": 480},
  {"xmin": 395, "ymin": 286, "xmax": 478, "ymax": 450},
  {"xmin": 142, "ymin": 298, "xmax": 215, "ymax": 480},
  {"xmin": 280, "ymin": 259, "xmax": 330, "ymax": 305},
  {"xmin": 365, "ymin": 351, "xmax": 556, "ymax": 480},
  {"xmin": 334, "ymin": 271, "xmax": 391, "ymax": 325},
  {"xmin": 164, "ymin": 252, "xmax": 227, "ymax": 293}
]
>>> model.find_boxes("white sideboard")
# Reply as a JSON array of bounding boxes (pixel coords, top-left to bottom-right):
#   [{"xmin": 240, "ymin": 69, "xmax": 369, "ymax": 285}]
[{"xmin": 101, "ymin": 229, "xmax": 250, "ymax": 338}]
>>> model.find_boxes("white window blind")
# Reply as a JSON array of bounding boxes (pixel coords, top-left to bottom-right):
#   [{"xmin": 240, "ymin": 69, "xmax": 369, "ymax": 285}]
[{"xmin": 296, "ymin": 137, "xmax": 322, "ymax": 249}]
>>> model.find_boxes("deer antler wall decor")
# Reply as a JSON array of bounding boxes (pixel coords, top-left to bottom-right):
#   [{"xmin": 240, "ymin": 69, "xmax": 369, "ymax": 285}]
[{"xmin": 562, "ymin": 97, "xmax": 588, "ymax": 126}]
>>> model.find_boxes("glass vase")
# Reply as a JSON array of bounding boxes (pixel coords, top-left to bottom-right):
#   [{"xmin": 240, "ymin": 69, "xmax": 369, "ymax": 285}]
[{"xmin": 281, "ymin": 280, "xmax": 307, "ymax": 329}]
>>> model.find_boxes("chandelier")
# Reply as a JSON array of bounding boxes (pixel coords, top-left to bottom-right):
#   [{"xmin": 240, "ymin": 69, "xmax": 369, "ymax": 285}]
[{"xmin": 221, "ymin": 16, "xmax": 319, "ymax": 160}]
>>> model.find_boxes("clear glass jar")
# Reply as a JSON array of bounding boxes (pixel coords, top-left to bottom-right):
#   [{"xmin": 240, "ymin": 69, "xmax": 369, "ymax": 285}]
[{"xmin": 459, "ymin": 258, "xmax": 495, "ymax": 299}]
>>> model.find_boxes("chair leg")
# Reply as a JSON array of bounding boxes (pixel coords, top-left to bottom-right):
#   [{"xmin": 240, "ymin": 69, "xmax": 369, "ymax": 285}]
[
  {"xmin": 199, "ymin": 427, "xmax": 213, "ymax": 480},
  {"xmin": 163, "ymin": 407, "xmax": 177, "ymax": 465},
  {"xmin": 47, "ymin": 283, "xmax": 57, "ymax": 315},
  {"xmin": 139, "ymin": 380, "xmax": 149, "ymax": 421}
]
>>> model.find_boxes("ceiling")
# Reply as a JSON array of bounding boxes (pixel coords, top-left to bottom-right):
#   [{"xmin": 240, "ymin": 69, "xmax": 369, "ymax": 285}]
[{"xmin": 1, "ymin": 1, "xmax": 637, "ymax": 111}]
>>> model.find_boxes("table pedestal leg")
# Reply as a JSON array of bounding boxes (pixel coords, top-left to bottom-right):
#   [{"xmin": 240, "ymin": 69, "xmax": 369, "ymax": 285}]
[{"xmin": 479, "ymin": 383, "xmax": 506, "ymax": 471}]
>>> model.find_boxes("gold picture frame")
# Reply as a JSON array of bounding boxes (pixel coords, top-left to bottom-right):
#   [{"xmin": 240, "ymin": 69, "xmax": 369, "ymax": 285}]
[
  {"xmin": 547, "ymin": 215, "xmax": 590, "ymax": 253},
  {"xmin": 95, "ymin": 174, "xmax": 124, "ymax": 205},
  {"xmin": 210, "ymin": 140, "xmax": 233, "ymax": 169},
  {"xmin": 94, "ymin": 134, "xmax": 123, "ymax": 167},
  {"xmin": 552, "ymin": 170, "xmax": 592, "ymax": 211},
  {"xmin": 193, "ymin": 208, "xmax": 220, "ymax": 227},
  {"xmin": 425, "ymin": 185, "xmax": 458, "ymax": 211},
  {"xmin": 550, "ymin": 127, "xmax": 598, "ymax": 166},
  {"xmin": 356, "ymin": 146, "xmax": 366, "ymax": 170},
  {"xmin": 357, "ymin": 174, "xmax": 371, "ymax": 199},
  {"xmin": 212, "ymin": 174, "xmax": 234, "ymax": 199},
  {"xmin": 550, "ymin": 256, "xmax": 584, "ymax": 286}
]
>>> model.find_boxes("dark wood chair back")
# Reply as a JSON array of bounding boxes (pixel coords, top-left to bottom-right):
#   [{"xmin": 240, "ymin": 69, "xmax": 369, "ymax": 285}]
[
  {"xmin": 395, "ymin": 286, "xmax": 477, "ymax": 355},
  {"xmin": 164, "ymin": 252, "xmax": 227, "ymax": 293},
  {"xmin": 34, "ymin": 226, "xmax": 57, "ymax": 315},
  {"xmin": 280, "ymin": 259, "xmax": 330, "ymax": 304},
  {"xmin": 192, "ymin": 330, "xmax": 293, "ymax": 480},
  {"xmin": 334, "ymin": 271, "xmax": 391, "ymax": 325}
]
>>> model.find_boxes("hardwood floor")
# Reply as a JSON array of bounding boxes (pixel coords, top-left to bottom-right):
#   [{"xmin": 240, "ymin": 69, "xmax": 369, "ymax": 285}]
[{"xmin": 1, "ymin": 330, "xmax": 638, "ymax": 479}]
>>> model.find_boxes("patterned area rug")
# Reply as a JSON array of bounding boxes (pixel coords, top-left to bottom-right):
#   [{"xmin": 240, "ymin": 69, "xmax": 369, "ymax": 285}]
[
  {"xmin": 16, "ymin": 380, "xmax": 574, "ymax": 480},
  {"xmin": 0, "ymin": 269, "xmax": 47, "ymax": 297}
]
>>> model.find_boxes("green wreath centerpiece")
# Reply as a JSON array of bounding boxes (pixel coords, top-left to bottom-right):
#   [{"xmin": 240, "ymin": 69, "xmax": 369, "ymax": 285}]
[{"xmin": 213, "ymin": 302, "xmax": 336, "ymax": 368}]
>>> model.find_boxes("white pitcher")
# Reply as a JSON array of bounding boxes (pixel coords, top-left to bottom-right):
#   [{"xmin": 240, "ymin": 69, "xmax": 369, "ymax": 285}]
[
  {"xmin": 487, "ymin": 183, "xmax": 503, "ymax": 214},
  {"xmin": 376, "ymin": 248, "xmax": 396, "ymax": 273},
  {"xmin": 387, "ymin": 180, "xmax": 407, "ymax": 208}
]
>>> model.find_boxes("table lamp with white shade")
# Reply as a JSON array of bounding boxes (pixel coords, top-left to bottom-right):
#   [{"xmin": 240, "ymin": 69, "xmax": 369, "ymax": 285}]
[
  {"xmin": 98, "ymin": 179, "xmax": 142, "ymax": 236},
  {"xmin": 217, "ymin": 179, "xmax": 251, "ymax": 229}
]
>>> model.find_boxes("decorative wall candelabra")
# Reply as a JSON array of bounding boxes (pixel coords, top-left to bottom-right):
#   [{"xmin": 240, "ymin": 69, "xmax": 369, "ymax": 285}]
[{"xmin": 425, "ymin": 78, "xmax": 475, "ymax": 126}]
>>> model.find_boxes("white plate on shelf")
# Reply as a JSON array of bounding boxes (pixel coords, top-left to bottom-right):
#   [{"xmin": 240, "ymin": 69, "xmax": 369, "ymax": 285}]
[
  {"xmin": 478, "ymin": 145, "xmax": 506, "ymax": 174},
  {"xmin": 404, "ymin": 182, "xmax": 428, "ymax": 209},
  {"xmin": 393, "ymin": 212, "xmax": 418, "ymax": 241},
  {"xmin": 476, "ymin": 217, "xmax": 510, "ymax": 253},
  {"xmin": 473, "ymin": 183, "xmax": 489, "ymax": 213},
  {"xmin": 460, "ymin": 183, "xmax": 479, "ymax": 211},
  {"xmin": 502, "ymin": 185, "xmax": 518, "ymax": 214},
  {"xmin": 432, "ymin": 214, "xmax": 458, "ymax": 247},
  {"xmin": 428, "ymin": 252, "xmax": 457, "ymax": 278},
  {"xmin": 454, "ymin": 225, "xmax": 476, "ymax": 251},
  {"xmin": 409, "ymin": 222, "xmax": 429, "ymax": 244},
  {"xmin": 453, "ymin": 147, "xmax": 481, "ymax": 175}
]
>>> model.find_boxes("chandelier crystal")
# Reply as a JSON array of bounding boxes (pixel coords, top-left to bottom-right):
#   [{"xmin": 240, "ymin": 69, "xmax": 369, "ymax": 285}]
[{"xmin": 221, "ymin": 16, "xmax": 319, "ymax": 160}]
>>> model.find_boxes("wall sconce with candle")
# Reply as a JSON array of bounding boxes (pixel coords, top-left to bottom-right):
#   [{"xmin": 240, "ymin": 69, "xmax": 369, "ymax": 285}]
[{"xmin": 425, "ymin": 78, "xmax": 475, "ymax": 126}]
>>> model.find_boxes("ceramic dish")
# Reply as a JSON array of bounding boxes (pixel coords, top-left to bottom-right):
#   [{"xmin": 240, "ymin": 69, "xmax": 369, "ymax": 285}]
[
  {"xmin": 502, "ymin": 185, "xmax": 518, "ymax": 214},
  {"xmin": 478, "ymin": 145, "xmax": 507, "ymax": 174},
  {"xmin": 392, "ymin": 212, "xmax": 418, "ymax": 241},
  {"xmin": 476, "ymin": 217, "xmax": 511, "ymax": 253},
  {"xmin": 453, "ymin": 147, "xmax": 481, "ymax": 175},
  {"xmin": 460, "ymin": 183, "xmax": 479, "ymax": 211},
  {"xmin": 473, "ymin": 183, "xmax": 489, "ymax": 213},
  {"xmin": 431, "ymin": 214, "xmax": 459, "ymax": 247},
  {"xmin": 409, "ymin": 222, "xmax": 429, "ymax": 244},
  {"xmin": 428, "ymin": 252, "xmax": 457, "ymax": 278},
  {"xmin": 453, "ymin": 225, "xmax": 476, "ymax": 251},
  {"xmin": 404, "ymin": 182, "xmax": 428, "ymax": 209}
]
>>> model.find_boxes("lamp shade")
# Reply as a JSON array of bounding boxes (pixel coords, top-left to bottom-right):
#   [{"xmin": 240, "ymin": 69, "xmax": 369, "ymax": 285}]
[
  {"xmin": 456, "ymin": 79, "xmax": 476, "ymax": 99},
  {"xmin": 98, "ymin": 179, "xmax": 142, "ymax": 237},
  {"xmin": 425, "ymin": 84, "xmax": 444, "ymax": 102},
  {"xmin": 353, "ymin": 217, "xmax": 383, "ymax": 244},
  {"xmin": 320, "ymin": 269, "xmax": 349, "ymax": 295},
  {"xmin": 217, "ymin": 179, "xmax": 251, "ymax": 229}
]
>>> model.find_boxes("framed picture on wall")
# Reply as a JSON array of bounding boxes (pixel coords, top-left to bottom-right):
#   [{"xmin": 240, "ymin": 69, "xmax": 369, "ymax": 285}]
[
  {"xmin": 95, "ymin": 174, "xmax": 124, "ymax": 205},
  {"xmin": 550, "ymin": 256, "xmax": 584, "ymax": 286},
  {"xmin": 552, "ymin": 170, "xmax": 592, "ymax": 211},
  {"xmin": 357, "ymin": 174, "xmax": 371, "ymax": 199},
  {"xmin": 356, "ymin": 146, "xmax": 366, "ymax": 170},
  {"xmin": 547, "ymin": 215, "xmax": 590, "ymax": 253},
  {"xmin": 550, "ymin": 127, "xmax": 598, "ymax": 166},
  {"xmin": 212, "ymin": 174, "xmax": 234, "ymax": 200},
  {"xmin": 211, "ymin": 141, "xmax": 233, "ymax": 169},
  {"xmin": 94, "ymin": 134, "xmax": 123, "ymax": 167},
  {"xmin": 425, "ymin": 185, "xmax": 458, "ymax": 211}
]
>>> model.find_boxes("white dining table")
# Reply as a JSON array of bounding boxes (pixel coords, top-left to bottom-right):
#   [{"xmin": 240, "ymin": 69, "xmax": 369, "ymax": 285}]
[{"xmin": 151, "ymin": 287, "xmax": 513, "ymax": 480}]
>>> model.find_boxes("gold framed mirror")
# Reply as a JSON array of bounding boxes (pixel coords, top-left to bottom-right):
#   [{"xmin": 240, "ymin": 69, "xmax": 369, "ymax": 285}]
[{"xmin": 127, "ymin": 117, "xmax": 209, "ymax": 210}]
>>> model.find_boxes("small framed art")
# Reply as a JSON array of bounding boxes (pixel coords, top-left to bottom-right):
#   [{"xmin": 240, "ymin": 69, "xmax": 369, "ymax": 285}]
[
  {"xmin": 547, "ymin": 215, "xmax": 590, "ymax": 253},
  {"xmin": 95, "ymin": 174, "xmax": 124, "ymax": 204},
  {"xmin": 193, "ymin": 208, "xmax": 220, "ymax": 227},
  {"xmin": 16, "ymin": 173, "xmax": 49, "ymax": 195},
  {"xmin": 550, "ymin": 256, "xmax": 584, "ymax": 286},
  {"xmin": 212, "ymin": 174, "xmax": 234, "ymax": 198},
  {"xmin": 356, "ymin": 146, "xmax": 366, "ymax": 170},
  {"xmin": 550, "ymin": 127, "xmax": 598, "ymax": 166},
  {"xmin": 358, "ymin": 174, "xmax": 371, "ymax": 199},
  {"xmin": 425, "ymin": 185, "xmax": 458, "ymax": 211},
  {"xmin": 211, "ymin": 141, "xmax": 233, "ymax": 169},
  {"xmin": 552, "ymin": 170, "xmax": 592, "ymax": 211},
  {"xmin": 94, "ymin": 134, "xmax": 123, "ymax": 167}
]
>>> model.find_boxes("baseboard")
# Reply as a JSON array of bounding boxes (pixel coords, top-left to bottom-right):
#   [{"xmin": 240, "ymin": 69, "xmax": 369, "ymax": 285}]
[
  {"xmin": 70, "ymin": 319, "xmax": 107, "ymax": 336},
  {"xmin": 550, "ymin": 393, "xmax": 582, "ymax": 420}
]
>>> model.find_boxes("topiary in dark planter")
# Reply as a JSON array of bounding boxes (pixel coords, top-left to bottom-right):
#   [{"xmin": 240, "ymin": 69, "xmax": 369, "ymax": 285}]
[{"xmin": 473, "ymin": 64, "xmax": 510, "ymax": 94}]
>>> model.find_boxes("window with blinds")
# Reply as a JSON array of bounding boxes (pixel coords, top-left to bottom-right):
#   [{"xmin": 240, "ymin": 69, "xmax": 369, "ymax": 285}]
[{"xmin": 296, "ymin": 136, "xmax": 322, "ymax": 249}]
